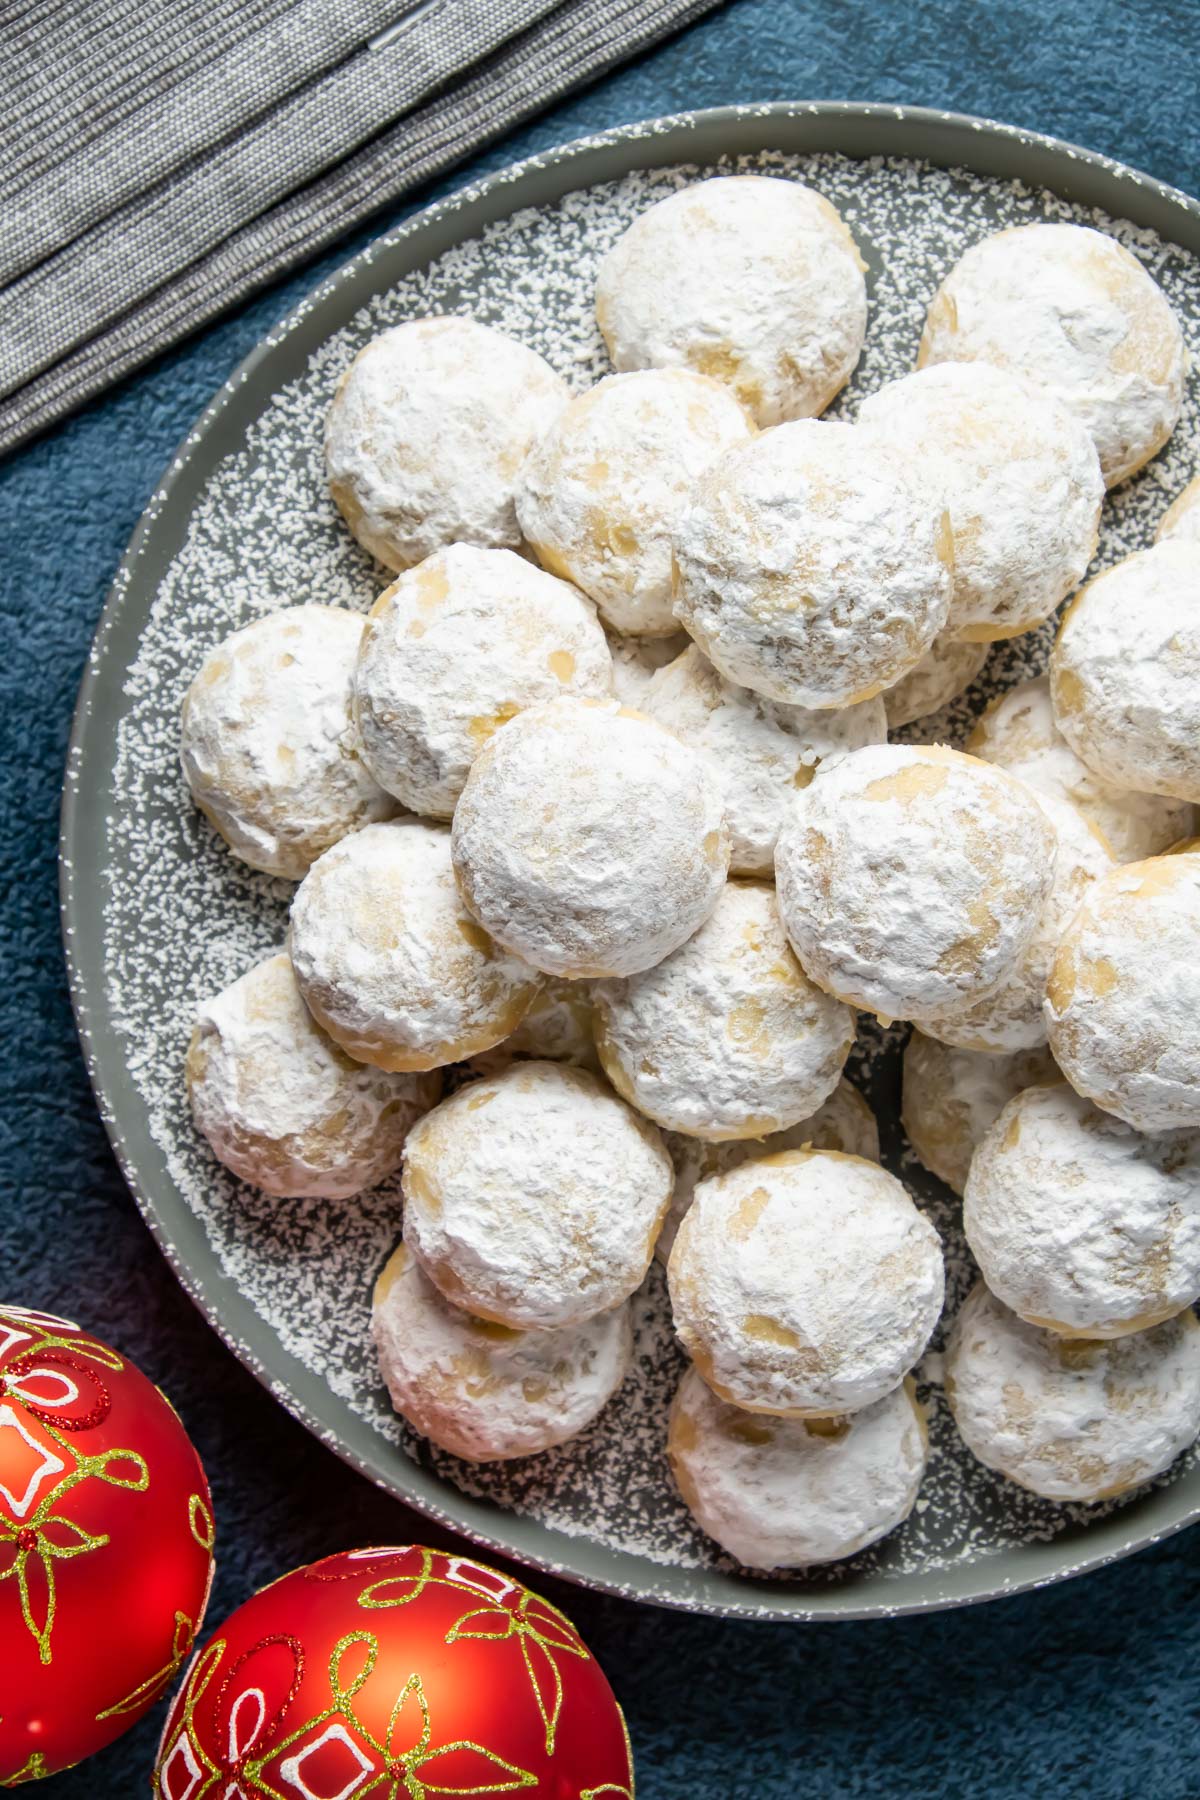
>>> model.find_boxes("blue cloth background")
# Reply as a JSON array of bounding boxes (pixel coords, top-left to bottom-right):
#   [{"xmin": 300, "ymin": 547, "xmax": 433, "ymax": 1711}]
[{"xmin": 4, "ymin": 1, "xmax": 1200, "ymax": 1791}]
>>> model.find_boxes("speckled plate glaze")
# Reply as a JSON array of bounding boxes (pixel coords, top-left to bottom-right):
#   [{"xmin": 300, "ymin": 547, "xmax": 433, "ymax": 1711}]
[{"xmin": 62, "ymin": 104, "xmax": 1200, "ymax": 1619}]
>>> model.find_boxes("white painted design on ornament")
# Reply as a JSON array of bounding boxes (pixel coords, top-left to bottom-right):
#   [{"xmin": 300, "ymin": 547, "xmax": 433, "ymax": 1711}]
[
  {"xmin": 0, "ymin": 1405, "xmax": 66, "ymax": 1518},
  {"xmin": 278, "ymin": 1721, "xmax": 374, "ymax": 1799}
]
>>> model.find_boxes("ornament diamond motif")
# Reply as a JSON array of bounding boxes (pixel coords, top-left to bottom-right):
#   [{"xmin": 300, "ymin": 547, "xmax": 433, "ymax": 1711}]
[
  {"xmin": 0, "ymin": 1405, "xmax": 67, "ymax": 1519},
  {"xmin": 157, "ymin": 1729, "xmax": 204, "ymax": 1800},
  {"xmin": 278, "ymin": 1721, "xmax": 375, "ymax": 1800}
]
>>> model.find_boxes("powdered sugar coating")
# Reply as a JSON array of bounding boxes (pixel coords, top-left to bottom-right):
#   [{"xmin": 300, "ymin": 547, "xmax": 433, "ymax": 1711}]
[
  {"xmin": 451, "ymin": 695, "xmax": 730, "ymax": 978},
  {"xmin": 655, "ymin": 1076, "xmax": 879, "ymax": 1264},
  {"xmin": 606, "ymin": 629, "xmax": 690, "ymax": 705},
  {"xmin": 402, "ymin": 1060, "xmax": 672, "ymax": 1329},
  {"xmin": 668, "ymin": 1365, "xmax": 927, "ymax": 1570},
  {"xmin": 324, "ymin": 316, "xmax": 568, "ymax": 570},
  {"xmin": 95, "ymin": 142, "xmax": 1200, "ymax": 1588},
  {"xmin": 517, "ymin": 369, "xmax": 753, "ymax": 636},
  {"xmin": 372, "ymin": 1243, "xmax": 631, "ymax": 1463},
  {"xmin": 964, "ymin": 1082, "xmax": 1200, "ymax": 1337},
  {"xmin": 945, "ymin": 1281, "xmax": 1200, "ymax": 1502},
  {"xmin": 919, "ymin": 787, "xmax": 1114, "ymax": 1053},
  {"xmin": 882, "ymin": 634, "xmax": 989, "ymax": 730},
  {"xmin": 1052, "ymin": 540, "xmax": 1200, "ymax": 802},
  {"xmin": 466, "ymin": 978, "xmax": 600, "ymax": 1078},
  {"xmin": 861, "ymin": 363, "xmax": 1104, "ymax": 640},
  {"xmin": 901, "ymin": 1031, "xmax": 1057, "ymax": 1197},
  {"xmin": 775, "ymin": 743, "xmax": 1058, "ymax": 1022},
  {"xmin": 1047, "ymin": 854, "xmax": 1200, "ymax": 1131},
  {"xmin": 669, "ymin": 1149, "xmax": 944, "ymax": 1416},
  {"xmin": 353, "ymin": 544, "xmax": 612, "ymax": 816},
  {"xmin": 641, "ymin": 644, "xmax": 886, "ymax": 876},
  {"xmin": 595, "ymin": 175, "xmax": 867, "ymax": 427},
  {"xmin": 180, "ymin": 605, "xmax": 395, "ymax": 880},
  {"xmin": 919, "ymin": 222, "xmax": 1186, "ymax": 488},
  {"xmin": 1157, "ymin": 472, "xmax": 1200, "ymax": 543},
  {"xmin": 187, "ymin": 953, "xmax": 439, "ymax": 1199},
  {"xmin": 673, "ymin": 420, "xmax": 953, "ymax": 708},
  {"xmin": 289, "ymin": 818, "xmax": 541, "ymax": 1070},
  {"xmin": 968, "ymin": 674, "xmax": 1193, "ymax": 862},
  {"xmin": 593, "ymin": 880, "xmax": 853, "ymax": 1141}
]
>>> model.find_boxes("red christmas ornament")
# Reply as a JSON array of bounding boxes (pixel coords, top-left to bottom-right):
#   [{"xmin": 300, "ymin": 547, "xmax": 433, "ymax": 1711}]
[
  {"xmin": 0, "ymin": 1304, "xmax": 215, "ymax": 1787},
  {"xmin": 154, "ymin": 1544, "xmax": 634, "ymax": 1799}
]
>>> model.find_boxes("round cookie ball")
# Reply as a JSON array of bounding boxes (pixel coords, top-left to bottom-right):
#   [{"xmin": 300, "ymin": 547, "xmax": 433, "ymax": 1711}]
[
  {"xmin": 919, "ymin": 789, "xmax": 1114, "ymax": 1054},
  {"xmin": 593, "ymin": 880, "xmax": 854, "ymax": 1142},
  {"xmin": 451, "ymin": 696, "xmax": 729, "ymax": 978},
  {"xmin": 672, "ymin": 420, "xmax": 953, "ymax": 709},
  {"xmin": 668, "ymin": 1149, "xmax": 944, "ymax": 1417},
  {"xmin": 186, "ymin": 953, "xmax": 439, "ymax": 1199},
  {"xmin": 882, "ymin": 633, "xmax": 989, "ymax": 731},
  {"xmin": 774, "ymin": 743, "xmax": 1057, "ymax": 1023},
  {"xmin": 1157, "ymin": 473, "xmax": 1200, "ymax": 545},
  {"xmin": 918, "ymin": 222, "xmax": 1185, "ymax": 487},
  {"xmin": 402, "ymin": 1060, "xmax": 672, "ymax": 1330},
  {"xmin": 372, "ymin": 1244, "xmax": 631, "ymax": 1463},
  {"xmin": 656, "ymin": 1077, "xmax": 879, "ymax": 1264},
  {"xmin": 324, "ymin": 316, "xmax": 568, "ymax": 570},
  {"xmin": 1052, "ymin": 540, "xmax": 1200, "ymax": 804},
  {"xmin": 968, "ymin": 675, "xmax": 1192, "ymax": 862},
  {"xmin": 1047, "ymin": 854, "xmax": 1200, "ymax": 1132},
  {"xmin": 466, "ymin": 977, "xmax": 600, "ymax": 1079},
  {"xmin": 595, "ymin": 175, "xmax": 867, "ymax": 427},
  {"xmin": 640, "ymin": 644, "xmax": 886, "ymax": 876},
  {"xmin": 901, "ymin": 1031, "xmax": 1057, "ymax": 1197},
  {"xmin": 963, "ymin": 1082, "xmax": 1200, "ymax": 1338},
  {"xmin": 289, "ymin": 818, "xmax": 541, "ymax": 1071},
  {"xmin": 668, "ymin": 1365, "xmax": 927, "ymax": 1570},
  {"xmin": 860, "ymin": 363, "xmax": 1103, "ymax": 641},
  {"xmin": 516, "ymin": 369, "xmax": 753, "ymax": 637},
  {"xmin": 353, "ymin": 544, "xmax": 612, "ymax": 816},
  {"xmin": 606, "ymin": 629, "xmax": 690, "ymax": 706},
  {"xmin": 945, "ymin": 1281, "xmax": 1200, "ymax": 1502},
  {"xmin": 180, "ymin": 605, "xmax": 394, "ymax": 880}
]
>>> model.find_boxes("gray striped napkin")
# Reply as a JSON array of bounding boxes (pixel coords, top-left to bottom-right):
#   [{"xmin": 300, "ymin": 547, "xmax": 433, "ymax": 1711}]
[{"xmin": 0, "ymin": 0, "xmax": 719, "ymax": 454}]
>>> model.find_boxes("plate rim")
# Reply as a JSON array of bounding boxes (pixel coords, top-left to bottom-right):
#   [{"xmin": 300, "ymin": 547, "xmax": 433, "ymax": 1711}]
[{"xmin": 58, "ymin": 98, "xmax": 1200, "ymax": 1622}]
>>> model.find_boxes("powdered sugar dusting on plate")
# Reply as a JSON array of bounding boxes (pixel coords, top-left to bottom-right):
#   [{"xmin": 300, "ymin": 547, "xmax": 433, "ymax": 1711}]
[{"xmin": 101, "ymin": 147, "xmax": 1200, "ymax": 1593}]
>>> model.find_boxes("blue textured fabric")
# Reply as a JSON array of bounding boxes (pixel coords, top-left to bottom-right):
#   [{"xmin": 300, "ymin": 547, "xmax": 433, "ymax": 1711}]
[{"xmin": 4, "ymin": 1, "xmax": 1200, "ymax": 1791}]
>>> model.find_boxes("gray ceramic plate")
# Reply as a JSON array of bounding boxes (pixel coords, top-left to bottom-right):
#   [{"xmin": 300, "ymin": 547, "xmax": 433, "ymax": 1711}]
[{"xmin": 61, "ymin": 103, "xmax": 1200, "ymax": 1619}]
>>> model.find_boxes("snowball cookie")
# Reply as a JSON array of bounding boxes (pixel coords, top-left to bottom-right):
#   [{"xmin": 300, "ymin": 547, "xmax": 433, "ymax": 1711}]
[
  {"xmin": 1052, "ymin": 541, "xmax": 1200, "ymax": 804},
  {"xmin": 606, "ymin": 629, "xmax": 690, "ymax": 706},
  {"xmin": 467, "ymin": 978, "xmax": 600, "ymax": 1078},
  {"xmin": 595, "ymin": 175, "xmax": 867, "ymax": 428},
  {"xmin": 289, "ymin": 819, "xmax": 541, "ymax": 1071},
  {"xmin": 641, "ymin": 644, "xmax": 886, "ymax": 876},
  {"xmin": 918, "ymin": 789, "xmax": 1114, "ymax": 1054},
  {"xmin": 402, "ymin": 1060, "xmax": 672, "ymax": 1329},
  {"xmin": 655, "ymin": 1077, "xmax": 879, "ymax": 1264},
  {"xmin": 774, "ymin": 743, "xmax": 1057, "ymax": 1024},
  {"xmin": 968, "ymin": 675, "xmax": 1192, "ymax": 863},
  {"xmin": 180, "ymin": 605, "xmax": 394, "ymax": 880},
  {"xmin": 353, "ymin": 544, "xmax": 612, "ymax": 816},
  {"xmin": 593, "ymin": 880, "xmax": 853, "ymax": 1142},
  {"xmin": 668, "ymin": 1365, "xmax": 926, "ymax": 1569},
  {"xmin": 324, "ymin": 316, "xmax": 568, "ymax": 571},
  {"xmin": 672, "ymin": 421, "xmax": 953, "ymax": 709},
  {"xmin": 860, "ymin": 364, "xmax": 1103, "ymax": 641},
  {"xmin": 186, "ymin": 953, "xmax": 439, "ymax": 1199},
  {"xmin": 945, "ymin": 1281, "xmax": 1200, "ymax": 1502},
  {"xmin": 918, "ymin": 222, "xmax": 1185, "ymax": 487},
  {"xmin": 882, "ymin": 634, "xmax": 989, "ymax": 731},
  {"xmin": 516, "ymin": 369, "xmax": 753, "ymax": 637},
  {"xmin": 901, "ymin": 1032, "xmax": 1056, "ymax": 1197},
  {"xmin": 668, "ymin": 1149, "xmax": 944, "ymax": 1417},
  {"xmin": 1157, "ymin": 473, "xmax": 1200, "ymax": 545},
  {"xmin": 372, "ymin": 1243, "xmax": 631, "ymax": 1463},
  {"xmin": 451, "ymin": 696, "xmax": 729, "ymax": 978},
  {"xmin": 1046, "ymin": 855, "xmax": 1200, "ymax": 1132},
  {"xmin": 964, "ymin": 1082, "xmax": 1200, "ymax": 1338}
]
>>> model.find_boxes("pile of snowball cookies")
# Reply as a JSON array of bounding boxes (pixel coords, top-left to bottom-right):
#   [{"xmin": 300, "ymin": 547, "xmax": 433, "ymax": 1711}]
[{"xmin": 181, "ymin": 174, "xmax": 1200, "ymax": 1576}]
